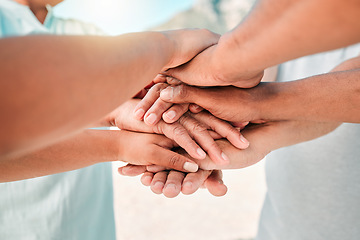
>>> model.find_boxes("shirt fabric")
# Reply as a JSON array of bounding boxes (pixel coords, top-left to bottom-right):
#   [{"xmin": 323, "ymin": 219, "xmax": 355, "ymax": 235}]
[
  {"xmin": 256, "ymin": 44, "xmax": 360, "ymax": 240},
  {"xmin": 0, "ymin": 1, "xmax": 116, "ymax": 239}
]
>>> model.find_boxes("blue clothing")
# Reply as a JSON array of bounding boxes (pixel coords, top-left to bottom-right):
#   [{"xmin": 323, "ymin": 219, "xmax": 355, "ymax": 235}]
[{"xmin": 0, "ymin": 1, "xmax": 116, "ymax": 239}]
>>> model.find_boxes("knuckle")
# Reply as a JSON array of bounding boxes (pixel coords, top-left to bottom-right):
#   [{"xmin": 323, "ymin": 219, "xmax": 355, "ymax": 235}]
[
  {"xmin": 172, "ymin": 125, "xmax": 188, "ymax": 137},
  {"xmin": 176, "ymin": 85, "xmax": 189, "ymax": 99},
  {"xmin": 224, "ymin": 124, "xmax": 239, "ymax": 136},
  {"xmin": 168, "ymin": 154, "xmax": 181, "ymax": 168},
  {"xmin": 192, "ymin": 122, "xmax": 207, "ymax": 134},
  {"xmin": 208, "ymin": 141, "xmax": 220, "ymax": 151}
]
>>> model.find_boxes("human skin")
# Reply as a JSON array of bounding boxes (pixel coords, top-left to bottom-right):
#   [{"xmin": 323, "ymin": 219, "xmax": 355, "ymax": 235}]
[
  {"xmin": 0, "ymin": 97, "xmax": 246, "ymax": 182},
  {"xmin": 0, "ymin": 28, "xmax": 219, "ymax": 159},
  {"xmin": 120, "ymin": 120, "xmax": 341, "ymax": 197},
  {"xmin": 135, "ymin": 67, "xmax": 277, "ymax": 126},
  {"xmin": 0, "ymin": 129, "xmax": 200, "ymax": 182},
  {"xmin": 106, "ymin": 99, "xmax": 249, "ymax": 165},
  {"xmin": 161, "ymin": 0, "xmax": 360, "ymax": 88},
  {"xmin": 121, "ymin": 56, "xmax": 360, "ymax": 197},
  {"xmin": 159, "ymin": 56, "xmax": 360, "ymax": 123}
]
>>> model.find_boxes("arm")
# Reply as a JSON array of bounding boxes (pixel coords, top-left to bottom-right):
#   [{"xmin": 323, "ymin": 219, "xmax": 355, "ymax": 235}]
[
  {"xmin": 160, "ymin": 56, "xmax": 360, "ymax": 123},
  {"xmin": 0, "ymin": 29, "xmax": 219, "ymax": 159},
  {"xmin": 0, "ymin": 129, "xmax": 203, "ymax": 183},
  {"xmin": 119, "ymin": 119, "xmax": 340, "ymax": 196},
  {"xmin": 106, "ymin": 99, "xmax": 249, "ymax": 164},
  {"xmin": 163, "ymin": 0, "xmax": 360, "ymax": 87}
]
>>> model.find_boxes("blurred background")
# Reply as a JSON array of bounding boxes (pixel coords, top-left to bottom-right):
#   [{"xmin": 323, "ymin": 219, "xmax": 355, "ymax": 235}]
[{"xmin": 54, "ymin": 1, "xmax": 265, "ymax": 239}]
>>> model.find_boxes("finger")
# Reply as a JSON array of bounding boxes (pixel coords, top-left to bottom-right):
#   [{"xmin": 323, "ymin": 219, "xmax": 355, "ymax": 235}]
[
  {"xmin": 189, "ymin": 104, "xmax": 203, "ymax": 113},
  {"xmin": 153, "ymin": 74, "xmax": 167, "ymax": 84},
  {"xmin": 182, "ymin": 169, "xmax": 212, "ymax": 195},
  {"xmin": 158, "ymin": 121, "xmax": 207, "ymax": 160},
  {"xmin": 162, "ymin": 103, "xmax": 190, "ymax": 123},
  {"xmin": 150, "ymin": 146, "xmax": 199, "ymax": 172},
  {"xmin": 231, "ymin": 121, "xmax": 250, "ymax": 130},
  {"xmin": 141, "ymin": 172, "xmax": 154, "ymax": 186},
  {"xmin": 191, "ymin": 112, "xmax": 250, "ymax": 149},
  {"xmin": 204, "ymin": 170, "xmax": 227, "ymax": 197},
  {"xmin": 163, "ymin": 171, "xmax": 185, "ymax": 198},
  {"xmin": 150, "ymin": 171, "xmax": 168, "ymax": 194},
  {"xmin": 133, "ymin": 83, "xmax": 168, "ymax": 120},
  {"xmin": 118, "ymin": 164, "xmax": 147, "ymax": 176},
  {"xmin": 153, "ymin": 75, "xmax": 182, "ymax": 85},
  {"xmin": 146, "ymin": 165, "xmax": 167, "ymax": 173},
  {"xmin": 160, "ymin": 85, "xmax": 215, "ymax": 111},
  {"xmin": 144, "ymin": 97, "xmax": 173, "ymax": 126},
  {"xmin": 179, "ymin": 114, "xmax": 229, "ymax": 165}
]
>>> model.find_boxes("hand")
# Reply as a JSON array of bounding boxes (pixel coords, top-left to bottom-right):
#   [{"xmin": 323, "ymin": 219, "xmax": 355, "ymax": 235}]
[
  {"xmin": 161, "ymin": 29, "xmax": 220, "ymax": 70},
  {"xmin": 156, "ymin": 43, "xmax": 264, "ymax": 88},
  {"xmin": 139, "ymin": 120, "xmax": 341, "ymax": 172},
  {"xmin": 111, "ymin": 99, "xmax": 249, "ymax": 165},
  {"xmin": 117, "ymin": 130, "xmax": 199, "ymax": 172},
  {"xmin": 119, "ymin": 164, "xmax": 227, "ymax": 198},
  {"xmin": 158, "ymin": 84, "xmax": 268, "ymax": 123}
]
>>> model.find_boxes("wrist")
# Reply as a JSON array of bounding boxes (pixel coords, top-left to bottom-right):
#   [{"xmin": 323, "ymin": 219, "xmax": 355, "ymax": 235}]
[
  {"xmin": 212, "ymin": 32, "xmax": 264, "ymax": 86},
  {"xmin": 252, "ymin": 82, "xmax": 283, "ymax": 121},
  {"xmin": 159, "ymin": 31, "xmax": 178, "ymax": 69}
]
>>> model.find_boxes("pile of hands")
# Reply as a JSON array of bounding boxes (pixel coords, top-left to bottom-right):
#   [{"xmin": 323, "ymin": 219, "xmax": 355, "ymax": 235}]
[
  {"xmin": 102, "ymin": 29, "xmax": 341, "ymax": 198},
  {"xmin": 100, "ymin": 30, "xmax": 274, "ymax": 198}
]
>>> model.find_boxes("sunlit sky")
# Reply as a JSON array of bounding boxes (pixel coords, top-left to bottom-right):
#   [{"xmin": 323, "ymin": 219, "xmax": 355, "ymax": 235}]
[{"xmin": 54, "ymin": 0, "xmax": 195, "ymax": 35}]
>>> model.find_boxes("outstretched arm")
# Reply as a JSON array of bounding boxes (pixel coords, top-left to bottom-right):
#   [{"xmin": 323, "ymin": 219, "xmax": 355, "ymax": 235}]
[
  {"xmin": 160, "ymin": 56, "xmax": 360, "ymax": 123},
  {"xmin": 0, "ymin": 29, "xmax": 219, "ymax": 159},
  {"xmin": 163, "ymin": 0, "xmax": 360, "ymax": 87},
  {"xmin": 0, "ymin": 128, "xmax": 202, "ymax": 183}
]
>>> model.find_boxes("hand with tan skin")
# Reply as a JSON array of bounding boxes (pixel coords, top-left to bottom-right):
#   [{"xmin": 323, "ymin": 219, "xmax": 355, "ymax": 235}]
[
  {"xmin": 1, "ymin": 1, "xmax": 220, "ymax": 159},
  {"xmin": 119, "ymin": 165, "xmax": 227, "ymax": 198},
  {"xmin": 119, "ymin": 119, "xmax": 340, "ymax": 197},
  {"xmin": 135, "ymin": 56, "xmax": 360, "ymax": 126},
  {"xmin": 156, "ymin": 0, "xmax": 360, "ymax": 88},
  {"xmin": 119, "ymin": 56, "xmax": 360, "ymax": 197},
  {"xmin": 106, "ymin": 98, "xmax": 249, "ymax": 165}
]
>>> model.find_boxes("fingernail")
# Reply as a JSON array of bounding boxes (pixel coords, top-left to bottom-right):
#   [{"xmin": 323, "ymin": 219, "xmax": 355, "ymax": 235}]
[
  {"xmin": 154, "ymin": 181, "xmax": 164, "ymax": 189},
  {"xmin": 143, "ymin": 175, "xmax": 152, "ymax": 183},
  {"xmin": 221, "ymin": 152, "xmax": 230, "ymax": 163},
  {"xmin": 197, "ymin": 148, "xmax": 206, "ymax": 159},
  {"xmin": 134, "ymin": 109, "xmax": 145, "ymax": 119},
  {"xmin": 183, "ymin": 162, "xmax": 198, "ymax": 172},
  {"xmin": 146, "ymin": 113, "xmax": 157, "ymax": 125},
  {"xmin": 165, "ymin": 183, "xmax": 177, "ymax": 191},
  {"xmin": 240, "ymin": 135, "xmax": 250, "ymax": 148},
  {"xmin": 183, "ymin": 181, "xmax": 193, "ymax": 189},
  {"xmin": 160, "ymin": 87, "xmax": 173, "ymax": 101},
  {"xmin": 166, "ymin": 110, "xmax": 177, "ymax": 120}
]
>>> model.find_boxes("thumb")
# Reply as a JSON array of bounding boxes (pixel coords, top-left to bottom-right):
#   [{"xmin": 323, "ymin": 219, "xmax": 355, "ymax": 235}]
[{"xmin": 160, "ymin": 84, "xmax": 215, "ymax": 111}]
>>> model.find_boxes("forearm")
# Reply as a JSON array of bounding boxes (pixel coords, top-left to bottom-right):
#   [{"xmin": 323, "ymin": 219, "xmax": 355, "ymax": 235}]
[
  {"xmin": 200, "ymin": 120, "xmax": 341, "ymax": 170},
  {"xmin": 213, "ymin": 0, "xmax": 360, "ymax": 79},
  {"xmin": 254, "ymin": 69, "xmax": 360, "ymax": 123},
  {"xmin": 0, "ymin": 129, "xmax": 120, "ymax": 182},
  {"xmin": 0, "ymin": 33, "xmax": 171, "ymax": 158}
]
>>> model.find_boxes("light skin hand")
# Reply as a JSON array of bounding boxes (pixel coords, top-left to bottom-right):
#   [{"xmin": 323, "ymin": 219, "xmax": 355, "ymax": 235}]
[
  {"xmin": 119, "ymin": 119, "xmax": 340, "ymax": 196},
  {"xmin": 119, "ymin": 164, "xmax": 227, "ymax": 198},
  {"xmin": 109, "ymin": 99, "xmax": 249, "ymax": 165},
  {"xmin": 0, "ymin": 28, "xmax": 219, "ymax": 161},
  {"xmin": 116, "ymin": 130, "xmax": 199, "ymax": 173},
  {"xmin": 160, "ymin": 44, "xmax": 264, "ymax": 88},
  {"xmin": 133, "ymin": 83, "xmax": 190, "ymax": 125}
]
